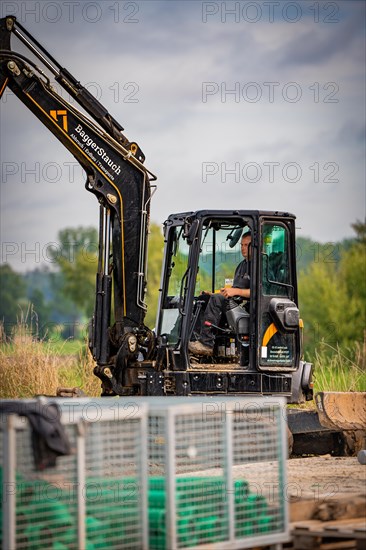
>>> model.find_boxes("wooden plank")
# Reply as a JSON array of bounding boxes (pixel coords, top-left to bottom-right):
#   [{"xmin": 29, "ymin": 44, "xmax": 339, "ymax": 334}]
[
  {"xmin": 320, "ymin": 541, "xmax": 357, "ymax": 550},
  {"xmin": 291, "ymin": 517, "xmax": 366, "ymax": 549},
  {"xmin": 292, "ymin": 528, "xmax": 365, "ymax": 539},
  {"xmin": 324, "ymin": 525, "xmax": 365, "ymax": 534},
  {"xmin": 322, "ymin": 518, "xmax": 366, "ymax": 529},
  {"xmin": 292, "ymin": 517, "xmax": 366, "ymax": 532}
]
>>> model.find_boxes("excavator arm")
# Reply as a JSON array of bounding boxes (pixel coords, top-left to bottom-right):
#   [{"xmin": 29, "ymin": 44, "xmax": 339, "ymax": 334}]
[{"xmin": 0, "ymin": 16, "xmax": 157, "ymax": 394}]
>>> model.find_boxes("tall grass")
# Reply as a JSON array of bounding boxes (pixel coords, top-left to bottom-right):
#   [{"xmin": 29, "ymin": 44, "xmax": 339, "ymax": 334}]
[
  {"xmin": 1, "ymin": 321, "xmax": 365, "ymax": 399},
  {"xmin": 312, "ymin": 339, "xmax": 366, "ymax": 393},
  {"xmin": 57, "ymin": 346, "xmax": 102, "ymax": 397},
  {"xmin": 0, "ymin": 319, "xmax": 101, "ymax": 398}
]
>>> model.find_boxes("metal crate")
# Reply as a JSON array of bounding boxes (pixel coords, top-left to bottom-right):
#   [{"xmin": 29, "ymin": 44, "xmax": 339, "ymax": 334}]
[
  {"xmin": 146, "ymin": 396, "xmax": 289, "ymax": 550},
  {"xmin": 0, "ymin": 398, "xmax": 148, "ymax": 550}
]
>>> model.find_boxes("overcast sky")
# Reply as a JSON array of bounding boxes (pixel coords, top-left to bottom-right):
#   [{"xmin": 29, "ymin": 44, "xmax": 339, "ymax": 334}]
[{"xmin": 0, "ymin": 0, "xmax": 365, "ymax": 272}]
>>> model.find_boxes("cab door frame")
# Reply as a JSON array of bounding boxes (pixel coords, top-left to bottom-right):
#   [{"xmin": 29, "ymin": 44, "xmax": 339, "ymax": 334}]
[{"xmin": 256, "ymin": 216, "xmax": 300, "ymax": 372}]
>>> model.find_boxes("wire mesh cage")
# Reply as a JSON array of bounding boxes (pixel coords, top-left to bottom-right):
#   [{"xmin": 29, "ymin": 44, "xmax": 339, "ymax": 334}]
[
  {"xmin": 0, "ymin": 398, "xmax": 148, "ymax": 550},
  {"xmin": 1, "ymin": 396, "xmax": 289, "ymax": 550},
  {"xmin": 147, "ymin": 397, "xmax": 289, "ymax": 550}
]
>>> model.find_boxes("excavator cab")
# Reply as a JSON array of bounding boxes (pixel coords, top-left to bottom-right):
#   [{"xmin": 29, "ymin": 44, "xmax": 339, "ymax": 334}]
[
  {"xmin": 156, "ymin": 213, "xmax": 252, "ymax": 355},
  {"xmin": 152, "ymin": 210, "xmax": 313, "ymax": 401}
]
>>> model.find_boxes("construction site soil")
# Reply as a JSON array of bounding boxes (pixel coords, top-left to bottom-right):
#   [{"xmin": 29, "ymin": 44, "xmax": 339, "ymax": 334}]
[
  {"xmin": 287, "ymin": 456, "xmax": 365, "ymax": 523},
  {"xmin": 287, "ymin": 456, "xmax": 364, "ymax": 497}
]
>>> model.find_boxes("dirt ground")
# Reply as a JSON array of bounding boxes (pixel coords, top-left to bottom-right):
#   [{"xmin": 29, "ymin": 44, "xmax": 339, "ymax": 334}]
[
  {"xmin": 226, "ymin": 455, "xmax": 366, "ymax": 522},
  {"xmin": 287, "ymin": 456, "xmax": 366, "ymax": 522},
  {"xmin": 287, "ymin": 455, "xmax": 365, "ymax": 498}
]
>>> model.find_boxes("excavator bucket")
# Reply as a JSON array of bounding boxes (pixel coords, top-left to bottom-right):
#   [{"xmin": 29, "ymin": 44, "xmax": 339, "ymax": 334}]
[
  {"xmin": 315, "ymin": 391, "xmax": 366, "ymax": 431},
  {"xmin": 288, "ymin": 392, "xmax": 365, "ymax": 457}
]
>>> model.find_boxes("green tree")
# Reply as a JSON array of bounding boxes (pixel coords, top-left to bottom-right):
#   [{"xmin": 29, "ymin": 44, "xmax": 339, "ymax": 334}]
[
  {"xmin": 339, "ymin": 240, "xmax": 366, "ymax": 342},
  {"xmin": 298, "ymin": 222, "xmax": 366, "ymax": 359},
  {"xmin": 28, "ymin": 288, "xmax": 51, "ymax": 338},
  {"xmin": 47, "ymin": 227, "xmax": 98, "ymax": 318},
  {"xmin": 296, "ymin": 237, "xmax": 347, "ymax": 274},
  {"xmin": 23, "ymin": 266, "xmax": 84, "ymax": 340},
  {"xmin": 351, "ymin": 218, "xmax": 366, "ymax": 245},
  {"xmin": 298, "ymin": 261, "xmax": 346, "ymax": 356},
  {"xmin": 47, "ymin": 226, "xmax": 99, "ymax": 263},
  {"xmin": 59, "ymin": 250, "xmax": 98, "ymax": 317},
  {"xmin": 0, "ymin": 264, "xmax": 27, "ymax": 335},
  {"xmin": 48, "ymin": 224, "xmax": 166, "ymax": 327}
]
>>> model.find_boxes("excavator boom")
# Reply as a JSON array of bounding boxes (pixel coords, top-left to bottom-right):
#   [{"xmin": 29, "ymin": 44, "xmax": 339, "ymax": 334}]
[{"xmin": 0, "ymin": 15, "xmax": 156, "ymax": 385}]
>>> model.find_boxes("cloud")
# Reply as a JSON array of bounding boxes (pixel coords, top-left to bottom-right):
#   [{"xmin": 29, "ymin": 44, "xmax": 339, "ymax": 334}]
[
  {"xmin": 337, "ymin": 120, "xmax": 365, "ymax": 147},
  {"xmin": 1, "ymin": 0, "xmax": 365, "ymax": 272},
  {"xmin": 277, "ymin": 3, "xmax": 365, "ymax": 67}
]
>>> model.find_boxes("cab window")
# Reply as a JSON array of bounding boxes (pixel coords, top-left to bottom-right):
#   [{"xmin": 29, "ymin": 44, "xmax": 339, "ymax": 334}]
[
  {"xmin": 262, "ymin": 224, "xmax": 291, "ymax": 297},
  {"xmin": 158, "ymin": 227, "xmax": 190, "ymax": 344},
  {"xmin": 196, "ymin": 225, "xmax": 244, "ymax": 295}
]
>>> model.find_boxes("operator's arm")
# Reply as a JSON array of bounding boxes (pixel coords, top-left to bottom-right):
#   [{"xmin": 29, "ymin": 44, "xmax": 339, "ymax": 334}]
[
  {"xmin": 220, "ymin": 287, "xmax": 250, "ymax": 299},
  {"xmin": 220, "ymin": 257, "xmax": 250, "ymax": 299}
]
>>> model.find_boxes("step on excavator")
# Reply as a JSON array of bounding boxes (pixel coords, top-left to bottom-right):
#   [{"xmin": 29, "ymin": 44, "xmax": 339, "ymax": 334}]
[{"xmin": 1, "ymin": 17, "xmax": 364, "ymax": 450}]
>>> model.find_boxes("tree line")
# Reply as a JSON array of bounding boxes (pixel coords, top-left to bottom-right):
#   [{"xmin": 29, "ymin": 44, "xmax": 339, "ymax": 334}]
[{"xmin": 0, "ymin": 221, "xmax": 365, "ymax": 363}]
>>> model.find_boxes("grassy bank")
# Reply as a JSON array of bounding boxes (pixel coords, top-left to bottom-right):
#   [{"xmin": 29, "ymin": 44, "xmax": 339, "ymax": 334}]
[
  {"xmin": 0, "ymin": 323, "xmax": 101, "ymax": 398},
  {"xmin": 1, "ymin": 324, "xmax": 365, "ymax": 399},
  {"xmin": 311, "ymin": 341, "xmax": 366, "ymax": 393}
]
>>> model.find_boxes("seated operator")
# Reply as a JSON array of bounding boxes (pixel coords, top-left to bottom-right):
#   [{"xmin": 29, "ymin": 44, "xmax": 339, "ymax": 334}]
[{"xmin": 188, "ymin": 232, "xmax": 251, "ymax": 356}]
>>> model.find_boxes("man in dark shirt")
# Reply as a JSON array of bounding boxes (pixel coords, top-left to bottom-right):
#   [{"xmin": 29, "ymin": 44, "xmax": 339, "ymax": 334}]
[{"xmin": 189, "ymin": 232, "xmax": 251, "ymax": 355}]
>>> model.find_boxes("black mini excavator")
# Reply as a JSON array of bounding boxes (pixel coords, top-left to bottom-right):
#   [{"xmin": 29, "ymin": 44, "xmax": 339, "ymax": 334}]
[{"xmin": 0, "ymin": 16, "xmax": 313, "ymax": 402}]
